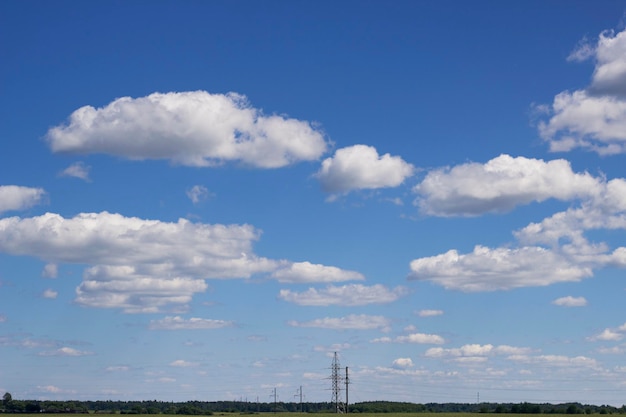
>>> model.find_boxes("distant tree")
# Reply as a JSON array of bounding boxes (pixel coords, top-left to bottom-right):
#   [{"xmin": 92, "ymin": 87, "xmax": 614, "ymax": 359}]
[
  {"xmin": 25, "ymin": 402, "xmax": 41, "ymax": 413},
  {"xmin": 2, "ymin": 392, "xmax": 12, "ymax": 406}
]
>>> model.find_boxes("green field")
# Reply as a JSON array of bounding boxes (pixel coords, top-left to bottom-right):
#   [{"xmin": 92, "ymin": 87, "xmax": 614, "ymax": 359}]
[{"xmin": 8, "ymin": 414, "xmax": 611, "ymax": 417}]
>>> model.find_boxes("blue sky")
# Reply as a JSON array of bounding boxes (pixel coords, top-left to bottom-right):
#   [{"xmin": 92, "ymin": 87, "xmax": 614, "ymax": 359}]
[{"xmin": 2, "ymin": 0, "xmax": 626, "ymax": 406}]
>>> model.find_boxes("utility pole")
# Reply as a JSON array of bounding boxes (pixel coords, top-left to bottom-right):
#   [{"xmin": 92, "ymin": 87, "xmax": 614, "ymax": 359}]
[
  {"xmin": 294, "ymin": 386, "xmax": 304, "ymax": 412},
  {"xmin": 271, "ymin": 388, "xmax": 278, "ymax": 413},
  {"xmin": 345, "ymin": 367, "xmax": 349, "ymax": 414},
  {"xmin": 330, "ymin": 352, "xmax": 346, "ymax": 413}
]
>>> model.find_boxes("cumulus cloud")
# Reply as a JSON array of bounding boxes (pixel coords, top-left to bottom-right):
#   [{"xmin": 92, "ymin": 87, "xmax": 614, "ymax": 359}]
[
  {"xmin": 59, "ymin": 162, "xmax": 91, "ymax": 181},
  {"xmin": 149, "ymin": 316, "xmax": 234, "ymax": 330},
  {"xmin": 392, "ymin": 358, "xmax": 414, "ymax": 369},
  {"xmin": 409, "ymin": 245, "xmax": 592, "ymax": 292},
  {"xmin": 287, "ymin": 314, "xmax": 391, "ymax": 331},
  {"xmin": 186, "ymin": 185, "xmax": 213, "ymax": 204},
  {"xmin": 0, "ymin": 185, "xmax": 46, "ymax": 214},
  {"xmin": 271, "ymin": 261, "xmax": 364, "ymax": 283},
  {"xmin": 316, "ymin": 145, "xmax": 414, "ymax": 194},
  {"xmin": 589, "ymin": 329, "xmax": 623, "ymax": 342},
  {"xmin": 278, "ymin": 284, "xmax": 408, "ymax": 306},
  {"xmin": 588, "ymin": 323, "xmax": 626, "ymax": 342},
  {"xmin": 413, "ymin": 155, "xmax": 599, "ymax": 216},
  {"xmin": 410, "ymin": 154, "xmax": 626, "ymax": 292},
  {"xmin": 508, "ymin": 354, "xmax": 599, "ymax": 369},
  {"xmin": 539, "ymin": 28, "xmax": 626, "ymax": 154},
  {"xmin": 0, "ymin": 212, "xmax": 278, "ymax": 313},
  {"xmin": 552, "ymin": 296, "xmax": 588, "ymax": 307},
  {"xmin": 425, "ymin": 344, "xmax": 533, "ymax": 360},
  {"xmin": 46, "ymin": 91, "xmax": 328, "ymax": 168}
]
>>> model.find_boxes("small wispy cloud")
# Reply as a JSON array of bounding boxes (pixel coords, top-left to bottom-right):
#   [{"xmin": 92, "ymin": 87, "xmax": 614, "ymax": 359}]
[
  {"xmin": 186, "ymin": 185, "xmax": 213, "ymax": 204},
  {"xmin": 416, "ymin": 309, "xmax": 444, "ymax": 317},
  {"xmin": 371, "ymin": 332, "xmax": 445, "ymax": 345},
  {"xmin": 288, "ymin": 314, "xmax": 391, "ymax": 331},
  {"xmin": 59, "ymin": 162, "xmax": 91, "ymax": 181},
  {"xmin": 42, "ymin": 263, "xmax": 58, "ymax": 279},
  {"xmin": 149, "ymin": 316, "xmax": 234, "ymax": 330},
  {"xmin": 38, "ymin": 347, "xmax": 93, "ymax": 357},
  {"xmin": 552, "ymin": 296, "xmax": 587, "ymax": 307},
  {"xmin": 169, "ymin": 359, "xmax": 199, "ymax": 368},
  {"xmin": 42, "ymin": 289, "xmax": 58, "ymax": 299}
]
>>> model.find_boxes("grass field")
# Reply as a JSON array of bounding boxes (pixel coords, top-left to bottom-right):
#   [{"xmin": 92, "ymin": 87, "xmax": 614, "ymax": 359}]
[{"xmin": 9, "ymin": 414, "xmax": 604, "ymax": 417}]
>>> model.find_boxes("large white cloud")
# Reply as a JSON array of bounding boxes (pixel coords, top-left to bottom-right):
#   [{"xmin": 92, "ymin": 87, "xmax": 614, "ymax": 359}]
[
  {"xmin": 0, "ymin": 212, "xmax": 362, "ymax": 312},
  {"xmin": 409, "ymin": 245, "xmax": 593, "ymax": 292},
  {"xmin": 410, "ymin": 155, "xmax": 626, "ymax": 292},
  {"xmin": 539, "ymin": 28, "xmax": 626, "ymax": 154},
  {"xmin": 278, "ymin": 284, "xmax": 407, "ymax": 306},
  {"xmin": 0, "ymin": 212, "xmax": 276, "ymax": 312},
  {"xmin": 316, "ymin": 145, "xmax": 414, "ymax": 194},
  {"xmin": 0, "ymin": 212, "xmax": 275, "ymax": 276},
  {"xmin": 46, "ymin": 91, "xmax": 328, "ymax": 168},
  {"xmin": 425, "ymin": 344, "xmax": 533, "ymax": 359},
  {"xmin": 0, "ymin": 185, "xmax": 46, "ymax": 214},
  {"xmin": 414, "ymin": 154, "xmax": 599, "ymax": 216}
]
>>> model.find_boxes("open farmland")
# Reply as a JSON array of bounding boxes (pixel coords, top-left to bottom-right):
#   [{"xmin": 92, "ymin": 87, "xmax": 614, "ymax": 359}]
[{"xmin": 9, "ymin": 414, "xmax": 621, "ymax": 417}]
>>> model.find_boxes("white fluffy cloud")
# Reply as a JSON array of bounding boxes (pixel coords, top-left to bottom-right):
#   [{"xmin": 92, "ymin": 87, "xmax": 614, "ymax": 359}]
[
  {"xmin": 0, "ymin": 212, "xmax": 365, "ymax": 312},
  {"xmin": 149, "ymin": 316, "xmax": 234, "ymax": 330},
  {"xmin": 414, "ymin": 154, "xmax": 599, "ymax": 216},
  {"xmin": 287, "ymin": 314, "xmax": 391, "ymax": 331},
  {"xmin": 0, "ymin": 185, "xmax": 46, "ymax": 214},
  {"xmin": 410, "ymin": 155, "xmax": 626, "ymax": 292},
  {"xmin": 588, "ymin": 322, "xmax": 626, "ymax": 342},
  {"xmin": 539, "ymin": 28, "xmax": 626, "ymax": 154},
  {"xmin": 0, "ymin": 212, "xmax": 277, "ymax": 312},
  {"xmin": 409, "ymin": 245, "xmax": 592, "ymax": 292},
  {"xmin": 425, "ymin": 344, "xmax": 533, "ymax": 359},
  {"xmin": 392, "ymin": 358, "xmax": 414, "ymax": 369},
  {"xmin": 316, "ymin": 145, "xmax": 414, "ymax": 194},
  {"xmin": 46, "ymin": 91, "xmax": 328, "ymax": 168},
  {"xmin": 278, "ymin": 284, "xmax": 408, "ymax": 306},
  {"xmin": 271, "ymin": 261, "xmax": 364, "ymax": 283},
  {"xmin": 552, "ymin": 296, "xmax": 588, "ymax": 307}
]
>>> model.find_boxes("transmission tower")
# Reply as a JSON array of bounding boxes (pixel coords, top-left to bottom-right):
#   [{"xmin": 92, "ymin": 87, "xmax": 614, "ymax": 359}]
[{"xmin": 330, "ymin": 352, "xmax": 345, "ymax": 413}]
